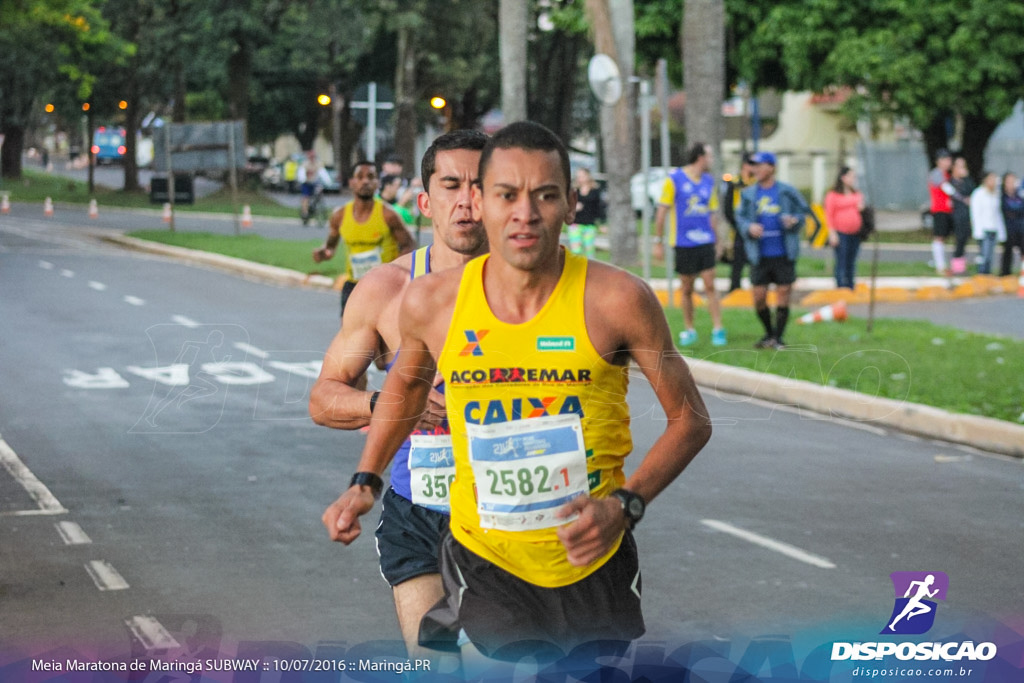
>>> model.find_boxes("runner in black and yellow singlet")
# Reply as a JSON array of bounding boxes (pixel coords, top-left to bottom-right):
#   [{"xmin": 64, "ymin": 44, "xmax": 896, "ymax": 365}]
[{"xmin": 312, "ymin": 160, "xmax": 415, "ymax": 317}]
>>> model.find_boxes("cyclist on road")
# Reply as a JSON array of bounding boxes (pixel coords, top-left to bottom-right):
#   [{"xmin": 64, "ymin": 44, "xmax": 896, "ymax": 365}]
[{"xmin": 298, "ymin": 152, "xmax": 333, "ymax": 225}]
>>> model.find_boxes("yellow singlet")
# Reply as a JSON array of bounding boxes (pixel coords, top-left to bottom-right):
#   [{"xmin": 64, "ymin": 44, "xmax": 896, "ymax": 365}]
[
  {"xmin": 438, "ymin": 250, "xmax": 632, "ymax": 588},
  {"xmin": 339, "ymin": 199, "xmax": 399, "ymax": 281}
]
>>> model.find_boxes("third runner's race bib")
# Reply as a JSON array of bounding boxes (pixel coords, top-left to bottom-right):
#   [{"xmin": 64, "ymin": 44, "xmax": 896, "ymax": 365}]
[
  {"xmin": 408, "ymin": 434, "xmax": 455, "ymax": 513},
  {"xmin": 349, "ymin": 247, "xmax": 383, "ymax": 280},
  {"xmin": 466, "ymin": 414, "xmax": 588, "ymax": 532}
]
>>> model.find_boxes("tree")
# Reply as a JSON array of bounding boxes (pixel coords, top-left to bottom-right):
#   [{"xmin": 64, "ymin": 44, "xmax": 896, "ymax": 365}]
[
  {"xmin": 682, "ymin": 0, "xmax": 725, "ymax": 159},
  {"xmin": 500, "ymin": 0, "xmax": 528, "ymax": 123},
  {"xmin": 0, "ymin": 1, "xmax": 121, "ymax": 179},
  {"xmin": 736, "ymin": 0, "xmax": 1024, "ymax": 178}
]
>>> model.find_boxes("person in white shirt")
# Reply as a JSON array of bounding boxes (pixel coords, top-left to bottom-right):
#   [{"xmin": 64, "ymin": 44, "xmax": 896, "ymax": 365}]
[{"xmin": 969, "ymin": 171, "xmax": 1006, "ymax": 275}]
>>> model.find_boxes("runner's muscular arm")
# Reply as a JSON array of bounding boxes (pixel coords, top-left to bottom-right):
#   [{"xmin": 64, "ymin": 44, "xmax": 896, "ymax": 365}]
[
  {"xmin": 309, "ymin": 266, "xmax": 394, "ymax": 430},
  {"xmin": 557, "ymin": 267, "xmax": 712, "ymax": 566},
  {"xmin": 313, "ymin": 207, "xmax": 343, "ymax": 262},
  {"xmin": 382, "ymin": 204, "xmax": 416, "ymax": 255},
  {"xmin": 321, "ymin": 277, "xmax": 447, "ymax": 544}
]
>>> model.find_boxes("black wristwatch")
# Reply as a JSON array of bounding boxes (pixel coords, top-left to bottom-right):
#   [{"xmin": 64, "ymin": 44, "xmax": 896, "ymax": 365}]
[
  {"xmin": 611, "ymin": 488, "xmax": 646, "ymax": 530},
  {"xmin": 350, "ymin": 472, "xmax": 384, "ymax": 499}
]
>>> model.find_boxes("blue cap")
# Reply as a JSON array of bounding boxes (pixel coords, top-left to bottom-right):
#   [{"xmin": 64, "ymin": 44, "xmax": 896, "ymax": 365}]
[{"xmin": 751, "ymin": 151, "xmax": 776, "ymax": 166}]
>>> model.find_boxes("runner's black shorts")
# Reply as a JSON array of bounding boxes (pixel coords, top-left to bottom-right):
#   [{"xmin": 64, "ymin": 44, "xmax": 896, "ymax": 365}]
[
  {"xmin": 339, "ymin": 279, "xmax": 357, "ymax": 319},
  {"xmin": 375, "ymin": 487, "xmax": 449, "ymax": 587},
  {"xmin": 419, "ymin": 529, "xmax": 644, "ymax": 661},
  {"xmin": 931, "ymin": 211, "xmax": 953, "ymax": 238},
  {"xmin": 750, "ymin": 256, "xmax": 797, "ymax": 286},
  {"xmin": 675, "ymin": 243, "xmax": 717, "ymax": 276}
]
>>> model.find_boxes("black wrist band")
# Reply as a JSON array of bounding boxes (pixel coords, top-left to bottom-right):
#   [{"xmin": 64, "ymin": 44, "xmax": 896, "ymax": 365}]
[
  {"xmin": 349, "ymin": 472, "xmax": 383, "ymax": 499},
  {"xmin": 369, "ymin": 391, "xmax": 380, "ymax": 414}
]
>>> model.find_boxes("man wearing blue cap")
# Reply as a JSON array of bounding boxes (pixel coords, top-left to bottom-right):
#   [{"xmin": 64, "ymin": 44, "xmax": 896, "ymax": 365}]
[{"xmin": 736, "ymin": 152, "xmax": 811, "ymax": 349}]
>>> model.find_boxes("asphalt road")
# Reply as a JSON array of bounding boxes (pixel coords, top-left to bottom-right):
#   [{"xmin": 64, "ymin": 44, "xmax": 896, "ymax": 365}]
[{"xmin": 1, "ymin": 216, "xmax": 1022, "ymax": 680}]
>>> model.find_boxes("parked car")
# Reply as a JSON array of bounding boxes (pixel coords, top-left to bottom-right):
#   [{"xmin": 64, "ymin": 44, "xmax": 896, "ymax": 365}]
[
  {"xmin": 630, "ymin": 166, "xmax": 670, "ymax": 215},
  {"xmin": 91, "ymin": 126, "xmax": 126, "ymax": 164}
]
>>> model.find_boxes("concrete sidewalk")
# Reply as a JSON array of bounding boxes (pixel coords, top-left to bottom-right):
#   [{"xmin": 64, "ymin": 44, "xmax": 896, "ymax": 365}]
[{"xmin": 99, "ymin": 231, "xmax": 1024, "ymax": 459}]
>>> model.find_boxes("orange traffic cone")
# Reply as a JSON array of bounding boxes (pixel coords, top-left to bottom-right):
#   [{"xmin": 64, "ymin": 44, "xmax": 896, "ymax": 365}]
[
  {"xmin": 798, "ymin": 300, "xmax": 848, "ymax": 324},
  {"xmin": 241, "ymin": 204, "xmax": 253, "ymax": 229},
  {"xmin": 88, "ymin": 199, "xmax": 98, "ymax": 219},
  {"xmin": 43, "ymin": 197, "xmax": 54, "ymax": 217},
  {"xmin": 162, "ymin": 203, "xmax": 172, "ymax": 223},
  {"xmin": 1, "ymin": 194, "xmax": 9, "ymax": 214}
]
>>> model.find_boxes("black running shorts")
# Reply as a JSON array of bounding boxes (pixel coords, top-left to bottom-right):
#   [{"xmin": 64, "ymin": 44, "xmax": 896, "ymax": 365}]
[
  {"xmin": 419, "ymin": 530, "xmax": 644, "ymax": 660},
  {"xmin": 750, "ymin": 256, "xmax": 797, "ymax": 286},
  {"xmin": 674, "ymin": 243, "xmax": 717, "ymax": 276},
  {"xmin": 931, "ymin": 211, "xmax": 953, "ymax": 239},
  {"xmin": 375, "ymin": 487, "xmax": 449, "ymax": 586}
]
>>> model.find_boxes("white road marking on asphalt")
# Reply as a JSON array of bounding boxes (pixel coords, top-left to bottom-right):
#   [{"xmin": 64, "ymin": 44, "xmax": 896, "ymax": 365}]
[
  {"xmin": 55, "ymin": 521, "xmax": 93, "ymax": 545},
  {"xmin": 0, "ymin": 435, "xmax": 67, "ymax": 515},
  {"xmin": 88, "ymin": 281, "xmax": 107, "ymax": 291},
  {"xmin": 123, "ymin": 295, "xmax": 146, "ymax": 306},
  {"xmin": 701, "ymin": 519, "xmax": 837, "ymax": 569},
  {"xmin": 85, "ymin": 560, "xmax": 130, "ymax": 591},
  {"xmin": 125, "ymin": 616, "xmax": 182, "ymax": 650},
  {"xmin": 233, "ymin": 342, "xmax": 269, "ymax": 359},
  {"xmin": 171, "ymin": 315, "xmax": 201, "ymax": 328},
  {"xmin": 39, "ymin": 260, "xmax": 54, "ymax": 269},
  {"xmin": 60, "ymin": 269, "xmax": 75, "ymax": 278}
]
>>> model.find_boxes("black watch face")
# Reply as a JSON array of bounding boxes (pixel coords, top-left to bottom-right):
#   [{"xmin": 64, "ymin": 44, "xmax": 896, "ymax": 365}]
[{"xmin": 627, "ymin": 498, "xmax": 645, "ymax": 519}]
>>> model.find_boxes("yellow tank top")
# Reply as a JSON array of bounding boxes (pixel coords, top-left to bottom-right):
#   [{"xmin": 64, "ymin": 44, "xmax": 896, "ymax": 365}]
[
  {"xmin": 438, "ymin": 250, "xmax": 632, "ymax": 588},
  {"xmin": 339, "ymin": 199, "xmax": 399, "ymax": 280}
]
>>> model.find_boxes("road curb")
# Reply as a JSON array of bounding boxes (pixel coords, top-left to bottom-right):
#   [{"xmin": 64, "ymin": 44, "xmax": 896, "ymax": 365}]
[
  {"xmin": 686, "ymin": 358, "xmax": 1024, "ymax": 459},
  {"xmin": 101, "ymin": 234, "xmax": 336, "ymax": 289},
  {"xmin": 103, "ymin": 233, "xmax": 1024, "ymax": 460}
]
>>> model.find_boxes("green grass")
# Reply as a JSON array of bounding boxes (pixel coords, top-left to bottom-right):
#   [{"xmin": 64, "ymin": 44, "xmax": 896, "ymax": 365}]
[
  {"xmin": 667, "ymin": 307, "xmax": 1024, "ymax": 424},
  {"xmin": 129, "ymin": 230, "xmax": 349, "ymax": 278},
  {"xmin": 122, "ymin": 229, "xmax": 1023, "ymax": 425},
  {"xmin": 3, "ymin": 169, "xmax": 297, "ymax": 217}
]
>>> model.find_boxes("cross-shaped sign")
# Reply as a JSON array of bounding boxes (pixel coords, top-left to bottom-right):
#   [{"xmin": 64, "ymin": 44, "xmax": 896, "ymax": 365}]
[{"xmin": 350, "ymin": 82, "xmax": 394, "ymax": 163}]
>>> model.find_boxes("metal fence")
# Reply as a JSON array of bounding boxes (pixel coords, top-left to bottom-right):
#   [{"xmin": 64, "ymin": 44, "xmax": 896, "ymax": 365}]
[{"xmin": 856, "ymin": 139, "xmax": 930, "ymax": 211}]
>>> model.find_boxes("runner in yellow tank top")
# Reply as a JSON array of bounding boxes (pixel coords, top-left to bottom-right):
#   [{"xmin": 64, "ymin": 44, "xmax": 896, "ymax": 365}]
[
  {"xmin": 439, "ymin": 250, "xmax": 632, "ymax": 587},
  {"xmin": 313, "ymin": 160, "xmax": 415, "ymax": 317},
  {"xmin": 338, "ymin": 122, "xmax": 712, "ymax": 660}
]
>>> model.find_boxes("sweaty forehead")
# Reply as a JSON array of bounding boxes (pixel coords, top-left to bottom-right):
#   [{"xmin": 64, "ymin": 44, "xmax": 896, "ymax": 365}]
[
  {"xmin": 432, "ymin": 148, "xmax": 481, "ymax": 181},
  {"xmin": 482, "ymin": 147, "xmax": 564, "ymax": 188}
]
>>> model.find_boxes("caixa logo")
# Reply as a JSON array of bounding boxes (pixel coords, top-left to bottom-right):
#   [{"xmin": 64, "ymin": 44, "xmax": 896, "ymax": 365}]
[{"xmin": 831, "ymin": 571, "xmax": 998, "ymax": 663}]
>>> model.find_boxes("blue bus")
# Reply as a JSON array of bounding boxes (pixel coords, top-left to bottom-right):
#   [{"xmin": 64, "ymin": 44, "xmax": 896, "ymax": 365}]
[{"xmin": 91, "ymin": 127, "xmax": 126, "ymax": 164}]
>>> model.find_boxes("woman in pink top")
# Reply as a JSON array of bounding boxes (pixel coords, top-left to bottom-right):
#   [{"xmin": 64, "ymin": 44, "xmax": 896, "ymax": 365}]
[{"xmin": 824, "ymin": 166, "xmax": 865, "ymax": 289}]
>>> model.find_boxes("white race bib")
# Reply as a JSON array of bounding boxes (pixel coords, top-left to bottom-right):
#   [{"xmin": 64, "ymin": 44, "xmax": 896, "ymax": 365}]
[
  {"xmin": 349, "ymin": 247, "xmax": 383, "ymax": 280},
  {"xmin": 466, "ymin": 414, "xmax": 588, "ymax": 532},
  {"xmin": 408, "ymin": 434, "xmax": 455, "ymax": 513}
]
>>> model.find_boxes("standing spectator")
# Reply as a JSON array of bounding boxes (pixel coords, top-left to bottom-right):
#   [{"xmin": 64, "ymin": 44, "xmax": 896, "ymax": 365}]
[
  {"xmin": 999, "ymin": 172, "xmax": 1024, "ymax": 276},
  {"xmin": 969, "ymin": 171, "xmax": 1005, "ymax": 275},
  {"xmin": 948, "ymin": 156, "xmax": 975, "ymax": 274},
  {"xmin": 927, "ymin": 149, "xmax": 954, "ymax": 275},
  {"xmin": 378, "ymin": 173, "xmax": 415, "ymax": 226},
  {"xmin": 654, "ymin": 142, "xmax": 727, "ymax": 347},
  {"xmin": 721, "ymin": 153, "xmax": 758, "ymax": 291},
  {"xmin": 823, "ymin": 166, "xmax": 865, "ymax": 290},
  {"xmin": 568, "ymin": 167, "xmax": 605, "ymax": 258},
  {"xmin": 736, "ymin": 151, "xmax": 811, "ymax": 349}
]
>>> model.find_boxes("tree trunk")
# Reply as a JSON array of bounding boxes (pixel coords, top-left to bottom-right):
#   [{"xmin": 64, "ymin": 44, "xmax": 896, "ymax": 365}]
[
  {"xmin": 393, "ymin": 24, "xmax": 418, "ymax": 174},
  {"xmin": 0, "ymin": 124, "xmax": 25, "ymax": 179},
  {"xmin": 960, "ymin": 113, "xmax": 999, "ymax": 183},
  {"xmin": 499, "ymin": 0, "xmax": 528, "ymax": 123},
  {"xmin": 123, "ymin": 79, "xmax": 141, "ymax": 193},
  {"xmin": 227, "ymin": 40, "xmax": 253, "ymax": 122},
  {"xmin": 921, "ymin": 114, "xmax": 951, "ymax": 170},
  {"xmin": 682, "ymin": 0, "xmax": 725, "ymax": 160},
  {"xmin": 586, "ymin": 0, "xmax": 637, "ymax": 266}
]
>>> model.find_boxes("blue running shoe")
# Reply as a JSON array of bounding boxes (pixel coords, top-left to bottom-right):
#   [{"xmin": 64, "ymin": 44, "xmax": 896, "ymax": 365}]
[
  {"xmin": 711, "ymin": 328, "xmax": 728, "ymax": 346},
  {"xmin": 678, "ymin": 329, "xmax": 698, "ymax": 347}
]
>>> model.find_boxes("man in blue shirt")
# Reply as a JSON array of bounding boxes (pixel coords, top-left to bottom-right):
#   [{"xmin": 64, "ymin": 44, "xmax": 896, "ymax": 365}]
[{"xmin": 736, "ymin": 152, "xmax": 810, "ymax": 349}]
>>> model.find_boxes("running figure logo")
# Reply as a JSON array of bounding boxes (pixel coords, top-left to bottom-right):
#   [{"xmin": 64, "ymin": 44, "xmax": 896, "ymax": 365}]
[{"xmin": 881, "ymin": 571, "xmax": 949, "ymax": 635}]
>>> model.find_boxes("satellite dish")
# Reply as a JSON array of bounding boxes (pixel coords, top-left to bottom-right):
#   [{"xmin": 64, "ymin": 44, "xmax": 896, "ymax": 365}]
[{"xmin": 588, "ymin": 54, "xmax": 622, "ymax": 106}]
